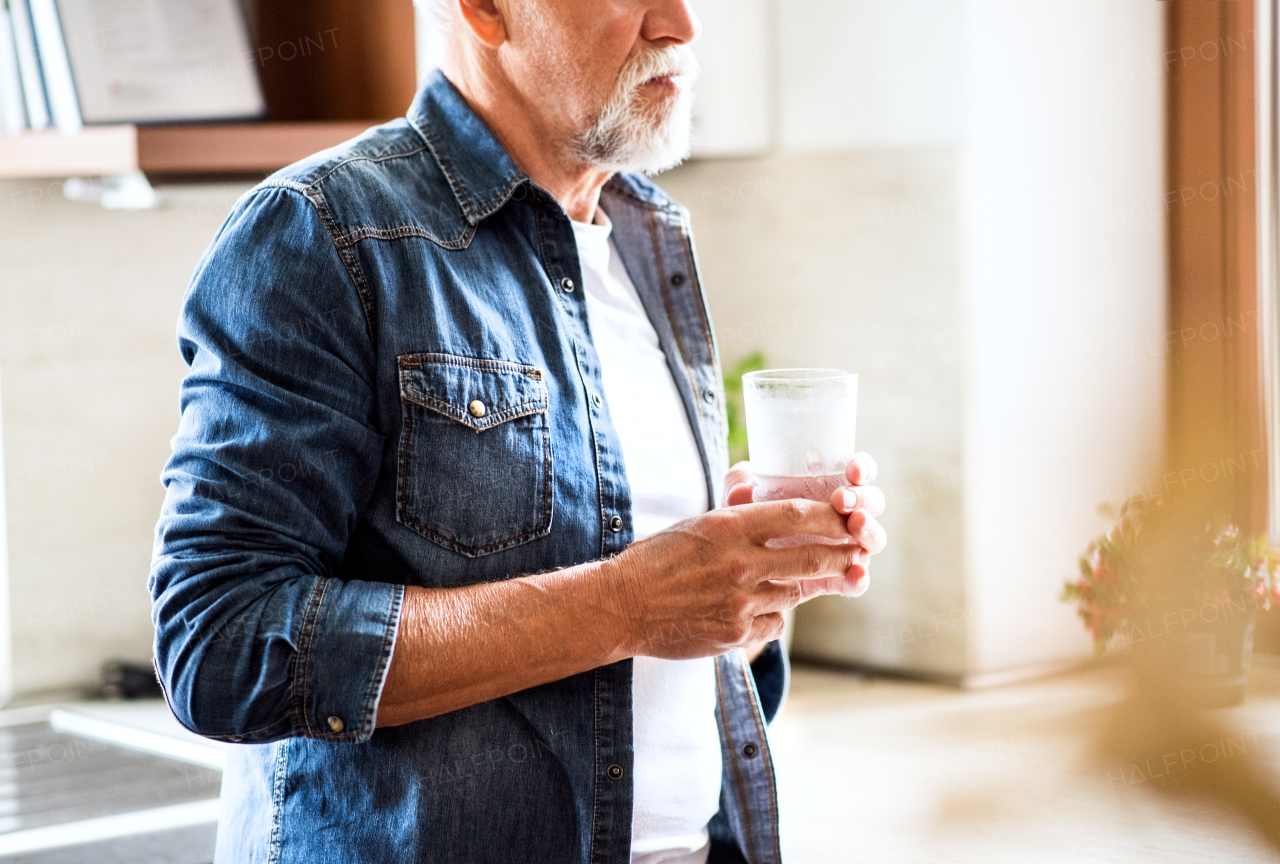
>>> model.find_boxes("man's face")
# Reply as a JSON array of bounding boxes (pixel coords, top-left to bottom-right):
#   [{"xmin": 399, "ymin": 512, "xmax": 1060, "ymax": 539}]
[{"xmin": 502, "ymin": 0, "xmax": 701, "ymax": 174}]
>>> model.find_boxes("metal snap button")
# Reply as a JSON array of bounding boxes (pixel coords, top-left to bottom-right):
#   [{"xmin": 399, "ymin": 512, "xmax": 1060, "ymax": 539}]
[
  {"xmin": 742, "ymin": 742, "xmax": 759, "ymax": 758},
  {"xmin": 591, "ymin": 393, "xmax": 603, "ymax": 408},
  {"xmin": 468, "ymin": 400, "xmax": 487, "ymax": 418},
  {"xmin": 702, "ymin": 388, "xmax": 716, "ymax": 404},
  {"xmin": 560, "ymin": 277, "xmax": 575, "ymax": 293},
  {"xmin": 608, "ymin": 515, "xmax": 623, "ymax": 532},
  {"xmin": 606, "ymin": 763, "xmax": 624, "ymax": 780},
  {"xmin": 327, "ymin": 716, "xmax": 345, "ymax": 733},
  {"xmin": 670, "ymin": 273, "xmax": 686, "ymax": 286}
]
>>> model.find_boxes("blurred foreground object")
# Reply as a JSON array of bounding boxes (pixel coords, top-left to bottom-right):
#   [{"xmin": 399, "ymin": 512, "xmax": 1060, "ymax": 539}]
[
  {"xmin": 1092, "ymin": 493, "xmax": 1280, "ymax": 852},
  {"xmin": 1063, "ymin": 495, "xmax": 1279, "ymax": 706}
]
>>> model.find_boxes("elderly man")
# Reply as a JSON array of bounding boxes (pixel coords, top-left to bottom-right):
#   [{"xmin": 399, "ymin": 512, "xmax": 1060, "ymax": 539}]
[{"xmin": 150, "ymin": 0, "xmax": 886, "ymax": 862}]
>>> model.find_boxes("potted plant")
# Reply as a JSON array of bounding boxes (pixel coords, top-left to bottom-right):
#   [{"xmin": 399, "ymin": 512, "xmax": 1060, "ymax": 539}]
[{"xmin": 1062, "ymin": 495, "xmax": 1279, "ymax": 706}]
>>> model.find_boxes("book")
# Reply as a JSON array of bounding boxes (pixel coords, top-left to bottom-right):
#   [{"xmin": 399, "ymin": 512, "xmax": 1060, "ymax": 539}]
[
  {"xmin": 8, "ymin": 0, "xmax": 47, "ymax": 130},
  {"xmin": 27, "ymin": 0, "xmax": 78, "ymax": 133},
  {"xmin": 0, "ymin": 3, "xmax": 26, "ymax": 134},
  {"xmin": 51, "ymin": 0, "xmax": 264, "ymax": 125}
]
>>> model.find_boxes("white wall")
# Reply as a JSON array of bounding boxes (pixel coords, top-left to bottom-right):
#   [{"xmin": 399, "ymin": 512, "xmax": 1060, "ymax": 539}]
[
  {"xmin": 959, "ymin": 0, "xmax": 1167, "ymax": 679},
  {"xmin": 777, "ymin": 0, "xmax": 965, "ymax": 151}
]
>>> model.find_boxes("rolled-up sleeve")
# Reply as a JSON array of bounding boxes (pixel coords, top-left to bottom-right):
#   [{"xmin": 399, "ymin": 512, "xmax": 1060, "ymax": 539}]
[{"xmin": 149, "ymin": 185, "xmax": 402, "ymax": 744}]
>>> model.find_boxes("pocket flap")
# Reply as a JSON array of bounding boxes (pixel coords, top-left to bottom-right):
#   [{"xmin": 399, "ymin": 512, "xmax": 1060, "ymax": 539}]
[{"xmin": 398, "ymin": 354, "xmax": 548, "ymax": 431}]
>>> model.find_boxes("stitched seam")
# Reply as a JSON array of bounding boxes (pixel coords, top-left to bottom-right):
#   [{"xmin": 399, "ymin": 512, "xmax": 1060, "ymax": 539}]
[
  {"xmin": 266, "ymin": 741, "xmax": 289, "ymax": 864},
  {"xmin": 360, "ymin": 584, "xmax": 404, "ymax": 737},
  {"xmin": 333, "ymin": 223, "xmax": 476, "ymax": 251},
  {"xmin": 647, "ymin": 209, "xmax": 705, "ymax": 432},
  {"xmin": 297, "ymin": 185, "xmax": 379, "ymax": 351},
  {"xmin": 294, "ymin": 578, "xmax": 328, "ymax": 739},
  {"xmin": 417, "ymin": 121, "xmax": 478, "ymax": 218},
  {"xmin": 259, "ymin": 143, "xmax": 430, "ymax": 194},
  {"xmin": 401, "ymin": 353, "xmax": 543, "ymax": 377},
  {"xmin": 398, "ymin": 505, "xmax": 552, "ymax": 554},
  {"xmin": 740, "ymin": 652, "xmax": 781, "ymax": 863},
  {"xmin": 403, "ymin": 392, "xmax": 548, "ymax": 429},
  {"xmin": 716, "ymin": 656, "xmax": 757, "ymax": 859},
  {"xmin": 589, "ymin": 666, "xmax": 601, "ymax": 864},
  {"xmin": 677, "ymin": 224, "xmax": 728, "ymax": 503}
]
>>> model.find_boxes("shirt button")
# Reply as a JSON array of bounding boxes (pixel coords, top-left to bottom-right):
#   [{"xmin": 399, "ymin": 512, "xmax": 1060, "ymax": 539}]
[
  {"xmin": 327, "ymin": 715, "xmax": 345, "ymax": 733},
  {"xmin": 606, "ymin": 763, "xmax": 624, "ymax": 780},
  {"xmin": 468, "ymin": 400, "xmax": 487, "ymax": 418},
  {"xmin": 670, "ymin": 273, "xmax": 686, "ymax": 286},
  {"xmin": 608, "ymin": 515, "xmax": 623, "ymax": 532},
  {"xmin": 560, "ymin": 277, "xmax": 575, "ymax": 293},
  {"xmin": 742, "ymin": 742, "xmax": 759, "ymax": 758},
  {"xmin": 591, "ymin": 393, "xmax": 603, "ymax": 408},
  {"xmin": 702, "ymin": 388, "xmax": 716, "ymax": 404}
]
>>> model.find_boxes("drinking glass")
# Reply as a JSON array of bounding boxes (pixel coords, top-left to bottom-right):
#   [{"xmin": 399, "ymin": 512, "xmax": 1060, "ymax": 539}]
[{"xmin": 743, "ymin": 368, "xmax": 858, "ymax": 543}]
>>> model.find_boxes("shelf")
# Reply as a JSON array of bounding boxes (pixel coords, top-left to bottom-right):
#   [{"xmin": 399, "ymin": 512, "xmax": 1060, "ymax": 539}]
[{"xmin": 0, "ymin": 121, "xmax": 377, "ymax": 179}]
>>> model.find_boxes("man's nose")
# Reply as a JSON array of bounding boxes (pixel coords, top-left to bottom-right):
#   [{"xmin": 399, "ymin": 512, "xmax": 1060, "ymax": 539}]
[{"xmin": 642, "ymin": 0, "xmax": 701, "ymax": 47}]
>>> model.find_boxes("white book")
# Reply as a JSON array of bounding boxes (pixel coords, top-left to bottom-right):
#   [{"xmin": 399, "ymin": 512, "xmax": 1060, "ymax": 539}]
[
  {"xmin": 0, "ymin": 4, "xmax": 26, "ymax": 134},
  {"xmin": 53, "ymin": 0, "xmax": 264, "ymax": 125},
  {"xmin": 8, "ymin": 0, "xmax": 47, "ymax": 130},
  {"xmin": 27, "ymin": 0, "xmax": 78, "ymax": 133}
]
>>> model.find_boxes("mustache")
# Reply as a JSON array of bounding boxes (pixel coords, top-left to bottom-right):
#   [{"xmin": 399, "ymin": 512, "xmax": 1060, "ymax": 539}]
[{"xmin": 614, "ymin": 45, "xmax": 700, "ymax": 95}]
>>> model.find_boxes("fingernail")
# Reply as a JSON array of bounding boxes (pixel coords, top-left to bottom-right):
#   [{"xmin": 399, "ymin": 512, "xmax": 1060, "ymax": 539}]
[{"xmin": 841, "ymin": 489, "xmax": 856, "ymax": 510}]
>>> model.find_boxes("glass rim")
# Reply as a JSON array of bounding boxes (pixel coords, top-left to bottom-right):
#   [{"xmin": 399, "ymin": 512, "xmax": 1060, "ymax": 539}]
[{"xmin": 742, "ymin": 368, "xmax": 857, "ymax": 384}]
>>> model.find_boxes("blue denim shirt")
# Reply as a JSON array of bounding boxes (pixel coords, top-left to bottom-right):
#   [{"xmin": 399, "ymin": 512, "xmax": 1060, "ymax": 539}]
[{"xmin": 150, "ymin": 71, "xmax": 790, "ymax": 864}]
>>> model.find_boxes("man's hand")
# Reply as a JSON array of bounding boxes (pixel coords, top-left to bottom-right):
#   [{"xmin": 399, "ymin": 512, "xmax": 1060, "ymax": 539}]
[
  {"xmin": 723, "ymin": 454, "xmax": 887, "ymax": 599},
  {"xmin": 605, "ymin": 500, "xmax": 864, "ymax": 660}
]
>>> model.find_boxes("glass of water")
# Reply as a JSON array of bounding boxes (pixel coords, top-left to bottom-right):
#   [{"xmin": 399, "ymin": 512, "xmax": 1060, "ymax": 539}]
[{"xmin": 742, "ymin": 368, "xmax": 859, "ymax": 513}]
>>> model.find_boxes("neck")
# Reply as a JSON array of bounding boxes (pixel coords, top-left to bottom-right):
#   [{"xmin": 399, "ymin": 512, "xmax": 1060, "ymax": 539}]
[{"xmin": 440, "ymin": 56, "xmax": 614, "ymax": 224}]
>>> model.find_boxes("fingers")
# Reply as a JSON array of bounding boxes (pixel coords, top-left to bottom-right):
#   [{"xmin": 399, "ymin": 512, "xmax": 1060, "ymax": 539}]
[
  {"xmin": 721, "ymin": 461, "xmax": 753, "ymax": 507},
  {"xmin": 845, "ymin": 453, "xmax": 878, "ymax": 486},
  {"xmin": 753, "ymin": 578, "xmax": 804, "ymax": 613},
  {"xmin": 746, "ymin": 611, "xmax": 786, "ymax": 645},
  {"xmin": 830, "ymin": 484, "xmax": 885, "ymax": 517},
  {"xmin": 737, "ymin": 498, "xmax": 852, "ymax": 545},
  {"xmin": 762, "ymin": 540, "xmax": 862, "ymax": 583},
  {"xmin": 793, "ymin": 559, "xmax": 870, "ymax": 600},
  {"xmin": 847, "ymin": 510, "xmax": 887, "ymax": 554}
]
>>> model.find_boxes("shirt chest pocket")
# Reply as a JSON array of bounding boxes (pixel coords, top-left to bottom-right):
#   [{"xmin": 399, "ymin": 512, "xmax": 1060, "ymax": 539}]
[{"xmin": 396, "ymin": 353, "xmax": 553, "ymax": 557}]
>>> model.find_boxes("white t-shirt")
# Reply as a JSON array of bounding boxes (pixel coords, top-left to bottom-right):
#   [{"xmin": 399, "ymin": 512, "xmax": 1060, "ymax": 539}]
[{"xmin": 571, "ymin": 209, "xmax": 722, "ymax": 864}]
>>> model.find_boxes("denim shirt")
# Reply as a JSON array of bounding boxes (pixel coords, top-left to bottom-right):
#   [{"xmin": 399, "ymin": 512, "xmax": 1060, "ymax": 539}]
[{"xmin": 150, "ymin": 71, "xmax": 790, "ymax": 864}]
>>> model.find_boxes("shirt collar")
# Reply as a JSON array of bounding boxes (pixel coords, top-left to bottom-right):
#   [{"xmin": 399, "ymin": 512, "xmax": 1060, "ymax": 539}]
[{"xmin": 407, "ymin": 70, "xmax": 529, "ymax": 226}]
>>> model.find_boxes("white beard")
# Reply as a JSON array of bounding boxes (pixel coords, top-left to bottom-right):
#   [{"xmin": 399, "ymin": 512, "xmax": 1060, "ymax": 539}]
[{"xmin": 572, "ymin": 46, "xmax": 700, "ymax": 175}]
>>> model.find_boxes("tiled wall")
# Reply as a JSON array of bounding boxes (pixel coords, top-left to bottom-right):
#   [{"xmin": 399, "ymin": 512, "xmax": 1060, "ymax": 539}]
[{"xmin": 0, "ymin": 181, "xmax": 252, "ymax": 698}]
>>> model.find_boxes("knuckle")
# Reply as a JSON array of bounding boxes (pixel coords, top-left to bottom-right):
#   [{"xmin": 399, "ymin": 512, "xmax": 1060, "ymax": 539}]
[
  {"xmin": 725, "ymin": 557, "xmax": 752, "ymax": 584},
  {"xmin": 801, "ymin": 547, "xmax": 826, "ymax": 576},
  {"xmin": 782, "ymin": 499, "xmax": 807, "ymax": 524}
]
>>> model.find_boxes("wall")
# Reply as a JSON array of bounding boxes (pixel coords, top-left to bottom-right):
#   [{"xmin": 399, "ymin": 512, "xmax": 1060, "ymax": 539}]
[
  {"xmin": 0, "ymin": 180, "xmax": 252, "ymax": 698},
  {"xmin": 960, "ymin": 0, "xmax": 1167, "ymax": 679}
]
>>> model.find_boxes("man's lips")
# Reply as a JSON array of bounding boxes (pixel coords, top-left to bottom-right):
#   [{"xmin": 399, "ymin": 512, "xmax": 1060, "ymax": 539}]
[{"xmin": 642, "ymin": 73, "xmax": 681, "ymax": 90}]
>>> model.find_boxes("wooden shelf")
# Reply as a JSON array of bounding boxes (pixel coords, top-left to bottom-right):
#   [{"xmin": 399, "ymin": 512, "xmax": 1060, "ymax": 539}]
[
  {"xmin": 0, "ymin": 1, "xmax": 416, "ymax": 181},
  {"xmin": 0, "ymin": 121, "xmax": 377, "ymax": 179}
]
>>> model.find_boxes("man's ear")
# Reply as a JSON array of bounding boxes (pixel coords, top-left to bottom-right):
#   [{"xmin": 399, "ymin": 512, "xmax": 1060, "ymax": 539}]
[{"xmin": 455, "ymin": 0, "xmax": 507, "ymax": 49}]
